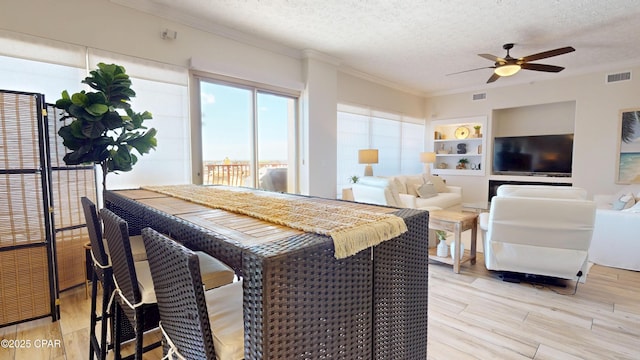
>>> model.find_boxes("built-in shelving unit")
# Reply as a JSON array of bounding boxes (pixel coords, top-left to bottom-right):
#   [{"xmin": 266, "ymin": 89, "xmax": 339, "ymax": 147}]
[{"xmin": 431, "ymin": 116, "xmax": 487, "ymax": 176}]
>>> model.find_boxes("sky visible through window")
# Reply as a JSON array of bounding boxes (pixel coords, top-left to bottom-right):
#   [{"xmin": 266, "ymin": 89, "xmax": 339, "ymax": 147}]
[{"xmin": 200, "ymin": 81, "xmax": 289, "ymax": 164}]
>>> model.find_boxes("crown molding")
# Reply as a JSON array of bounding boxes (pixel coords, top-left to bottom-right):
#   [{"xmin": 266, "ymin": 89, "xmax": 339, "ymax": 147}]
[
  {"xmin": 301, "ymin": 49, "xmax": 342, "ymax": 66},
  {"xmin": 339, "ymin": 66, "xmax": 427, "ymax": 97}
]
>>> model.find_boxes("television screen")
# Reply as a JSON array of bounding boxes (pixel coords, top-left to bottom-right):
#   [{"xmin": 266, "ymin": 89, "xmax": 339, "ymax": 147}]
[{"xmin": 493, "ymin": 134, "xmax": 574, "ymax": 175}]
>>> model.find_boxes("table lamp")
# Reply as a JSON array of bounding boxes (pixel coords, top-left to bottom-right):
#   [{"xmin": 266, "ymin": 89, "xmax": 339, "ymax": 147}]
[
  {"xmin": 358, "ymin": 149, "xmax": 378, "ymax": 176},
  {"xmin": 420, "ymin": 151, "xmax": 436, "ymax": 176}
]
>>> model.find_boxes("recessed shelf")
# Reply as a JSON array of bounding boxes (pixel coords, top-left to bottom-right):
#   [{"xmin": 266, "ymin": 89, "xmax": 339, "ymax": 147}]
[{"xmin": 431, "ymin": 116, "xmax": 487, "ymax": 177}]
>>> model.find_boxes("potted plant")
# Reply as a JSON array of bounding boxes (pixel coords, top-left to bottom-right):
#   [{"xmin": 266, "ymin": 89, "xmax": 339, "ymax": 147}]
[
  {"xmin": 473, "ymin": 125, "xmax": 481, "ymax": 137},
  {"xmin": 457, "ymin": 158, "xmax": 469, "ymax": 169},
  {"xmin": 55, "ymin": 63, "xmax": 157, "ymax": 189},
  {"xmin": 349, "ymin": 175, "xmax": 360, "ymax": 184}
]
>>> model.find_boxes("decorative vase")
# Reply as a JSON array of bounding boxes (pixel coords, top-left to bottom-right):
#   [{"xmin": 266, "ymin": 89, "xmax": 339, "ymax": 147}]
[
  {"xmin": 450, "ymin": 241, "xmax": 464, "ymax": 259},
  {"xmin": 437, "ymin": 239, "xmax": 448, "ymax": 257}
]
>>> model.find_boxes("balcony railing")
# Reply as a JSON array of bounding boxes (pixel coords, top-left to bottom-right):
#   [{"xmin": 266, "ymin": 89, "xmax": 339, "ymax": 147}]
[{"xmin": 204, "ymin": 163, "xmax": 287, "ymax": 187}]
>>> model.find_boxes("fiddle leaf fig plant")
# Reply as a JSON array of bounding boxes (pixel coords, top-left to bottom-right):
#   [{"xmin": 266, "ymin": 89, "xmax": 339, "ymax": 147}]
[{"xmin": 55, "ymin": 63, "xmax": 157, "ymax": 189}]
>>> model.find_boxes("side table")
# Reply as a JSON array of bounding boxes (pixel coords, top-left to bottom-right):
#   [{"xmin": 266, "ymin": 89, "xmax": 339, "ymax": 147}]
[
  {"xmin": 342, "ymin": 187, "xmax": 354, "ymax": 201},
  {"xmin": 428, "ymin": 210, "xmax": 478, "ymax": 273}
]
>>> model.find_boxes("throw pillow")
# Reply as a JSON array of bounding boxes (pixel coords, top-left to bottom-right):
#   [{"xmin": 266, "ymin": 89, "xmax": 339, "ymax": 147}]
[
  {"xmin": 416, "ymin": 183, "xmax": 438, "ymax": 198},
  {"xmin": 387, "ymin": 179, "xmax": 403, "ymax": 206},
  {"xmin": 428, "ymin": 175, "xmax": 448, "ymax": 193},
  {"xmin": 622, "ymin": 201, "xmax": 640, "ymax": 213},
  {"xmin": 612, "ymin": 193, "xmax": 636, "ymax": 210},
  {"xmin": 405, "ymin": 176, "xmax": 425, "ymax": 196},
  {"xmin": 392, "ymin": 177, "xmax": 407, "ymax": 194}
]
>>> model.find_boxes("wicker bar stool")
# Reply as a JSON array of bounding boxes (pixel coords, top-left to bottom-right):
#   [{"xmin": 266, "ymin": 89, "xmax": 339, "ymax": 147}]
[
  {"xmin": 142, "ymin": 227, "xmax": 244, "ymax": 360},
  {"xmin": 82, "ymin": 197, "xmax": 148, "ymax": 360},
  {"xmin": 101, "ymin": 208, "xmax": 162, "ymax": 360}
]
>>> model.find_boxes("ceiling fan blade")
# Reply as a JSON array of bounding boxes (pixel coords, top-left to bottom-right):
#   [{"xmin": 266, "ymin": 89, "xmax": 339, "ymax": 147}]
[
  {"xmin": 486, "ymin": 73, "xmax": 500, "ymax": 83},
  {"xmin": 520, "ymin": 46, "xmax": 575, "ymax": 62},
  {"xmin": 478, "ymin": 53, "xmax": 503, "ymax": 62},
  {"xmin": 521, "ymin": 63, "xmax": 565, "ymax": 73},
  {"xmin": 446, "ymin": 66, "xmax": 495, "ymax": 76}
]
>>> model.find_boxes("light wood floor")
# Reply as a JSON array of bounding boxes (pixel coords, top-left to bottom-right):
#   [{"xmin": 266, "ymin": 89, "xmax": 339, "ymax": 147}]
[{"xmin": 1, "ymin": 253, "xmax": 639, "ymax": 359}]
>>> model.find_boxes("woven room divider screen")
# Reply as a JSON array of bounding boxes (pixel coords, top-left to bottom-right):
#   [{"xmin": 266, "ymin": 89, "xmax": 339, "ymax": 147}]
[
  {"xmin": 0, "ymin": 90, "xmax": 56, "ymax": 326},
  {"xmin": 0, "ymin": 91, "xmax": 97, "ymax": 326},
  {"xmin": 47, "ymin": 104, "xmax": 97, "ymax": 291}
]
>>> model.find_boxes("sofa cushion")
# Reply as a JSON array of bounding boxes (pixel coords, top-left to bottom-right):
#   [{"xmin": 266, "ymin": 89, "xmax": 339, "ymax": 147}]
[
  {"xmin": 415, "ymin": 192, "xmax": 461, "ymax": 209},
  {"xmin": 416, "ymin": 183, "xmax": 438, "ymax": 198},
  {"xmin": 427, "ymin": 175, "xmax": 448, "ymax": 193}
]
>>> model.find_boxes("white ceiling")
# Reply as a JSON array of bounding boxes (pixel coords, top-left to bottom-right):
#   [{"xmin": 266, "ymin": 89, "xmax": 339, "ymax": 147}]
[{"xmin": 114, "ymin": 0, "xmax": 640, "ymax": 96}]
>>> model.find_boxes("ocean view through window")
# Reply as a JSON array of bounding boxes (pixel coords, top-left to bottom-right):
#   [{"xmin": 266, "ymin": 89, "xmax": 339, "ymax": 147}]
[{"xmin": 198, "ymin": 78, "xmax": 297, "ymax": 192}]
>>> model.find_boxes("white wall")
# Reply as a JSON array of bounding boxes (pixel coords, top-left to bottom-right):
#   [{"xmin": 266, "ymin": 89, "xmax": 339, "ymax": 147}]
[
  {"xmin": 300, "ymin": 56, "xmax": 338, "ymax": 197},
  {"xmin": 337, "ymin": 72, "xmax": 426, "ymax": 118},
  {"xmin": 426, "ymin": 66, "xmax": 640, "ymax": 200},
  {"xmin": 493, "ymin": 101, "xmax": 575, "ymax": 137}
]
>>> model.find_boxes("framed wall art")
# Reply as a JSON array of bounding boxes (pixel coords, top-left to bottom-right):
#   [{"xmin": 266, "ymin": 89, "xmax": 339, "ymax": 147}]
[{"xmin": 617, "ymin": 108, "xmax": 640, "ymax": 183}]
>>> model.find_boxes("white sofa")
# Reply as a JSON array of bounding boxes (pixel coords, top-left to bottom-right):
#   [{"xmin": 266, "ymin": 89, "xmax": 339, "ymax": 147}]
[
  {"xmin": 479, "ymin": 185, "xmax": 597, "ymax": 282},
  {"xmin": 351, "ymin": 174, "xmax": 462, "ymax": 210},
  {"xmin": 589, "ymin": 186, "xmax": 640, "ymax": 271}
]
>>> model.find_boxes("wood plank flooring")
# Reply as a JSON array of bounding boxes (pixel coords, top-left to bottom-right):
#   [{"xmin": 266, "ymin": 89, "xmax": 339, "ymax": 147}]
[{"xmin": 1, "ymin": 253, "xmax": 638, "ymax": 359}]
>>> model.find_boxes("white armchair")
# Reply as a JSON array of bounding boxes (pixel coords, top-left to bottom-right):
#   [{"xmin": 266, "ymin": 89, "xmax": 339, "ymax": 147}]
[
  {"xmin": 479, "ymin": 185, "xmax": 597, "ymax": 282},
  {"xmin": 589, "ymin": 187, "xmax": 640, "ymax": 271}
]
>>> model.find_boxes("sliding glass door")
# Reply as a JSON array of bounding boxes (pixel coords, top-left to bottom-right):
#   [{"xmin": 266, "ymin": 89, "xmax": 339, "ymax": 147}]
[{"xmin": 198, "ymin": 78, "xmax": 297, "ymax": 193}]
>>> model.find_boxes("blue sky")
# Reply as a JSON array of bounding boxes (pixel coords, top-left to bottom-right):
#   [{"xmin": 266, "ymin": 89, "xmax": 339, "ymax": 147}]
[{"xmin": 200, "ymin": 82, "xmax": 289, "ymax": 163}]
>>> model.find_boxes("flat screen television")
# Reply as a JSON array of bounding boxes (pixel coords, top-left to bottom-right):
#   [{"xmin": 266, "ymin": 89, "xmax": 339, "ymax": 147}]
[{"xmin": 492, "ymin": 134, "xmax": 574, "ymax": 176}]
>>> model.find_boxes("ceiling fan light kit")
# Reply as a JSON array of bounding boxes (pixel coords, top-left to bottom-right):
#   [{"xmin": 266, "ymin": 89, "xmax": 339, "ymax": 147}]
[
  {"xmin": 494, "ymin": 64, "xmax": 521, "ymax": 77},
  {"xmin": 450, "ymin": 43, "xmax": 575, "ymax": 83}
]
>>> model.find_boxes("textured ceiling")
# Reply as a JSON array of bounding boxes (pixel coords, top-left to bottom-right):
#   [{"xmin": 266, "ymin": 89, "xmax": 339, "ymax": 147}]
[{"xmin": 114, "ymin": 0, "xmax": 640, "ymax": 95}]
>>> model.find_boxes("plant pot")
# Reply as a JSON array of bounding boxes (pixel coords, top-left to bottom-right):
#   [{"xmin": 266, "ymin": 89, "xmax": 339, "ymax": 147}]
[
  {"xmin": 437, "ymin": 239, "xmax": 448, "ymax": 257},
  {"xmin": 450, "ymin": 241, "xmax": 464, "ymax": 259}
]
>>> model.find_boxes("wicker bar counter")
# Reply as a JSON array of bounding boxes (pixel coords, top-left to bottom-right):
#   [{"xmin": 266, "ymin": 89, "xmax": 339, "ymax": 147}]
[{"xmin": 104, "ymin": 187, "xmax": 429, "ymax": 359}]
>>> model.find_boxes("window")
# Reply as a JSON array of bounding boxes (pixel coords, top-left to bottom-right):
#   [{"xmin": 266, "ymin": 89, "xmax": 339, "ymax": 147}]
[
  {"xmin": 195, "ymin": 76, "xmax": 298, "ymax": 193},
  {"xmin": 336, "ymin": 104, "xmax": 425, "ymax": 196}
]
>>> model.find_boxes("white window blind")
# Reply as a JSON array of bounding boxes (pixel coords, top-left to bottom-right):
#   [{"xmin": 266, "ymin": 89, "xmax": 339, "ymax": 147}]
[
  {"xmin": 0, "ymin": 30, "xmax": 191, "ymax": 191},
  {"xmin": 336, "ymin": 104, "xmax": 425, "ymax": 197},
  {"xmin": 88, "ymin": 50, "xmax": 190, "ymax": 189},
  {"xmin": 0, "ymin": 30, "xmax": 86, "ymax": 101}
]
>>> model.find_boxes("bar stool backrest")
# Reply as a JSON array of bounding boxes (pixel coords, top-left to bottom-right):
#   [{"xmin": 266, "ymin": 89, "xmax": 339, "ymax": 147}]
[
  {"xmin": 101, "ymin": 208, "xmax": 142, "ymax": 305},
  {"xmin": 81, "ymin": 197, "xmax": 109, "ymax": 267},
  {"xmin": 142, "ymin": 227, "xmax": 216, "ymax": 359}
]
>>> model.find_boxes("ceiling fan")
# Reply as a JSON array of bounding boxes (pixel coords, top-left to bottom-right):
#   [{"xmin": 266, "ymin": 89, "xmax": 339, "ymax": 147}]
[{"xmin": 450, "ymin": 43, "xmax": 575, "ymax": 83}]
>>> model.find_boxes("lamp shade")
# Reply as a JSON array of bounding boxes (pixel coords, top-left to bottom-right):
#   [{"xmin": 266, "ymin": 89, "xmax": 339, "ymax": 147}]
[
  {"xmin": 358, "ymin": 149, "xmax": 379, "ymax": 164},
  {"xmin": 420, "ymin": 152, "xmax": 436, "ymax": 164},
  {"xmin": 494, "ymin": 64, "xmax": 521, "ymax": 77}
]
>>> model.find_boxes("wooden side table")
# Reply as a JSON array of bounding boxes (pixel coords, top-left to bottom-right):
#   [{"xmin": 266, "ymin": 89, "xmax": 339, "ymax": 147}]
[{"xmin": 428, "ymin": 210, "xmax": 478, "ymax": 273}]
